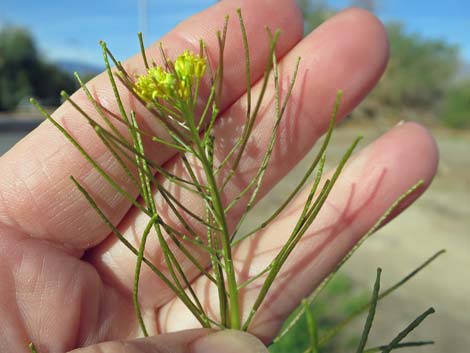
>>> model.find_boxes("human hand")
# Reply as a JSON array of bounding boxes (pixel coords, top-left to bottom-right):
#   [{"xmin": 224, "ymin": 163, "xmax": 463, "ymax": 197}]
[{"xmin": 0, "ymin": 1, "xmax": 438, "ymax": 352}]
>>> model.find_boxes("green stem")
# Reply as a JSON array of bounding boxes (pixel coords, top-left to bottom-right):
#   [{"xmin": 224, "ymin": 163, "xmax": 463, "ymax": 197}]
[
  {"xmin": 70, "ymin": 176, "xmax": 204, "ymax": 325},
  {"xmin": 219, "ymin": 30, "xmax": 280, "ymax": 187},
  {"xmin": 381, "ymin": 308, "xmax": 435, "ymax": 353},
  {"xmin": 303, "ymin": 300, "xmax": 319, "ymax": 353},
  {"xmin": 133, "ymin": 214, "xmax": 159, "ymax": 336},
  {"xmin": 131, "ymin": 113, "xmax": 211, "ymax": 328},
  {"xmin": 356, "ymin": 268, "xmax": 382, "ymax": 353},
  {"xmin": 274, "ymin": 180, "xmax": 427, "ymax": 344},
  {"xmin": 185, "ymin": 103, "xmax": 240, "ymax": 328},
  {"xmin": 234, "ymin": 91, "xmax": 342, "ymax": 246},
  {"xmin": 30, "ymin": 98, "xmax": 149, "ymax": 216},
  {"xmin": 138, "ymin": 32, "xmax": 149, "ymax": 69},
  {"xmin": 317, "ymin": 250, "xmax": 444, "ymax": 347},
  {"xmin": 243, "ymin": 137, "xmax": 360, "ymax": 331},
  {"xmin": 199, "ymin": 143, "xmax": 240, "ymax": 329},
  {"xmin": 28, "ymin": 343, "xmax": 38, "ymax": 353},
  {"xmin": 363, "ymin": 341, "xmax": 434, "ymax": 353},
  {"xmin": 207, "ymin": 205, "xmax": 229, "ymax": 327}
]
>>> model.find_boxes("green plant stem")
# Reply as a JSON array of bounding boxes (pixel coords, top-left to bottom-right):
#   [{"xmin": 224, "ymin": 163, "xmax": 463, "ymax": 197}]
[
  {"xmin": 30, "ymin": 98, "xmax": 150, "ymax": 216},
  {"xmin": 132, "ymin": 112, "xmax": 208, "ymax": 329},
  {"xmin": 274, "ymin": 180, "xmax": 426, "ymax": 344},
  {"xmin": 131, "ymin": 112, "xmax": 211, "ymax": 328},
  {"xmin": 215, "ymin": 28, "xmax": 280, "ymax": 179},
  {"xmin": 161, "ymin": 224, "xmax": 219, "ymax": 276},
  {"xmin": 60, "ymin": 91, "xmax": 142, "ymax": 195},
  {"xmin": 207, "ymin": 204, "xmax": 229, "ymax": 327},
  {"xmin": 72, "ymin": 74, "xmax": 127, "ymax": 143},
  {"xmin": 379, "ymin": 249, "xmax": 445, "ymax": 299},
  {"xmin": 303, "ymin": 300, "xmax": 319, "ymax": 353},
  {"xmin": 133, "ymin": 214, "xmax": 159, "ymax": 336},
  {"xmin": 317, "ymin": 249, "xmax": 445, "ymax": 346},
  {"xmin": 214, "ymin": 16, "xmax": 229, "ymax": 107},
  {"xmin": 205, "ymin": 134, "xmax": 229, "ymax": 326},
  {"xmin": 233, "ymin": 91, "xmax": 342, "ymax": 246},
  {"xmin": 96, "ymin": 125, "xmax": 203, "ymax": 195},
  {"xmin": 242, "ymin": 137, "xmax": 360, "ymax": 331},
  {"xmin": 197, "ymin": 86, "xmax": 217, "ymax": 131},
  {"xmin": 138, "ymin": 32, "xmax": 149, "ymax": 69},
  {"xmin": 237, "ymin": 9, "xmax": 252, "ymax": 122},
  {"xmin": 195, "ymin": 132, "xmax": 240, "ymax": 329},
  {"xmin": 219, "ymin": 30, "xmax": 280, "ymax": 187},
  {"xmin": 61, "ymin": 99, "xmax": 203, "ymax": 196},
  {"xmin": 363, "ymin": 341, "xmax": 434, "ymax": 353},
  {"xmin": 28, "ymin": 343, "xmax": 38, "ymax": 353},
  {"xmin": 356, "ymin": 268, "xmax": 382, "ymax": 353},
  {"xmin": 70, "ymin": 176, "xmax": 207, "ymax": 327},
  {"xmin": 100, "ymin": 41, "xmax": 130, "ymax": 125},
  {"xmin": 381, "ymin": 308, "xmax": 435, "ymax": 353},
  {"xmin": 238, "ymin": 265, "xmax": 271, "ymax": 290},
  {"xmin": 230, "ymin": 57, "xmax": 302, "ymax": 242}
]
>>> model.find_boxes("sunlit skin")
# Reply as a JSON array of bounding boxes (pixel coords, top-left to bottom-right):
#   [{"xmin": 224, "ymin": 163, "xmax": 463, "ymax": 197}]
[{"xmin": 0, "ymin": 1, "xmax": 438, "ymax": 352}]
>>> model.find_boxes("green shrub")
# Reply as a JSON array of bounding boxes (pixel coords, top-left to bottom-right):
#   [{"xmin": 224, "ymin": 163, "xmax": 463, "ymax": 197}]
[
  {"xmin": 441, "ymin": 80, "xmax": 470, "ymax": 128},
  {"xmin": 0, "ymin": 26, "xmax": 76, "ymax": 111},
  {"xmin": 269, "ymin": 275, "xmax": 368, "ymax": 353}
]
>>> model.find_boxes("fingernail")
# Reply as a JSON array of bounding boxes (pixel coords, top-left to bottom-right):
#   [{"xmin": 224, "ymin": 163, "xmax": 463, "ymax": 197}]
[{"xmin": 192, "ymin": 330, "xmax": 268, "ymax": 353}]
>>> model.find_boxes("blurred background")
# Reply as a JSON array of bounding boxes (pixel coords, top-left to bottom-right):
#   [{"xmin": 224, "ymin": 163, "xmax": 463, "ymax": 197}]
[{"xmin": 0, "ymin": 0, "xmax": 468, "ymax": 352}]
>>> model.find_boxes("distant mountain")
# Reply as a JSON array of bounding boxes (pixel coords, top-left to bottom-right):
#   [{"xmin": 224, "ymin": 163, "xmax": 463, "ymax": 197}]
[{"xmin": 56, "ymin": 60, "xmax": 102, "ymax": 76}]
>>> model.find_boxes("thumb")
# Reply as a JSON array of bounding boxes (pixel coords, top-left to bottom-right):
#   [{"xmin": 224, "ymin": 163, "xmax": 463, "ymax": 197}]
[{"xmin": 68, "ymin": 329, "xmax": 269, "ymax": 353}]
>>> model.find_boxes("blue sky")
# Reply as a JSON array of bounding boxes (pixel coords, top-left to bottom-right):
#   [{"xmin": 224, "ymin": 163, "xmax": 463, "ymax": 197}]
[{"xmin": 1, "ymin": 0, "xmax": 469, "ymax": 67}]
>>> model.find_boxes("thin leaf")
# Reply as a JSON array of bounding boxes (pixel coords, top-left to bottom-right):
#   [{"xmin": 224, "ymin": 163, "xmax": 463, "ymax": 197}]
[
  {"xmin": 30, "ymin": 98, "xmax": 149, "ymax": 216},
  {"xmin": 219, "ymin": 29, "xmax": 281, "ymax": 185},
  {"xmin": 381, "ymin": 308, "xmax": 435, "ymax": 353},
  {"xmin": 243, "ymin": 137, "xmax": 360, "ymax": 331},
  {"xmin": 356, "ymin": 268, "xmax": 382, "ymax": 353},
  {"xmin": 235, "ymin": 91, "xmax": 342, "ymax": 246},
  {"xmin": 317, "ymin": 249, "xmax": 443, "ymax": 347},
  {"xmin": 237, "ymin": 8, "xmax": 252, "ymax": 127},
  {"xmin": 100, "ymin": 41, "xmax": 130, "ymax": 125},
  {"xmin": 138, "ymin": 32, "xmax": 150, "ymax": 69},
  {"xmin": 274, "ymin": 180, "xmax": 427, "ymax": 343},
  {"xmin": 303, "ymin": 299, "xmax": 319, "ymax": 353},
  {"xmin": 363, "ymin": 341, "xmax": 434, "ymax": 353},
  {"xmin": 133, "ymin": 214, "xmax": 158, "ymax": 336},
  {"xmin": 28, "ymin": 343, "xmax": 38, "ymax": 353}
]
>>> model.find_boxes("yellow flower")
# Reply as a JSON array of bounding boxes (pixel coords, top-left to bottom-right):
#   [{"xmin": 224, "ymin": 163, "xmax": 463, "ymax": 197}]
[
  {"xmin": 134, "ymin": 50, "xmax": 206, "ymax": 104},
  {"xmin": 135, "ymin": 66, "xmax": 176, "ymax": 101},
  {"xmin": 174, "ymin": 50, "xmax": 206, "ymax": 80},
  {"xmin": 177, "ymin": 80, "xmax": 191, "ymax": 101}
]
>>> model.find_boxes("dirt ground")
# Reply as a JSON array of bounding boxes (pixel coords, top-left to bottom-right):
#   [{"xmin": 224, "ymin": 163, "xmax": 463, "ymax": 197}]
[{"xmin": 249, "ymin": 118, "xmax": 470, "ymax": 352}]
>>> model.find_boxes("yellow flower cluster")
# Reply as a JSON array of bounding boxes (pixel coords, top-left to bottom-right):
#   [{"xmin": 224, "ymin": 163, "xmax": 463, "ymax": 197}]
[
  {"xmin": 135, "ymin": 66, "xmax": 175, "ymax": 101},
  {"xmin": 134, "ymin": 50, "xmax": 206, "ymax": 104}
]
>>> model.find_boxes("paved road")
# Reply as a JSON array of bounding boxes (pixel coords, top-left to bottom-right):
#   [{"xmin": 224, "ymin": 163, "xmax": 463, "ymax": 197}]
[{"xmin": 0, "ymin": 118, "xmax": 41, "ymax": 155}]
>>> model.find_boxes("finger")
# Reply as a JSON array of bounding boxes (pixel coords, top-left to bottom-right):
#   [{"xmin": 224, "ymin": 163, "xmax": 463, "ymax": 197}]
[
  {"xmin": 68, "ymin": 329, "xmax": 268, "ymax": 353},
  {"xmin": 88, "ymin": 8, "xmax": 389, "ymax": 312},
  {"xmin": 157, "ymin": 122, "xmax": 438, "ymax": 341},
  {"xmin": 0, "ymin": 0, "xmax": 303, "ymax": 250}
]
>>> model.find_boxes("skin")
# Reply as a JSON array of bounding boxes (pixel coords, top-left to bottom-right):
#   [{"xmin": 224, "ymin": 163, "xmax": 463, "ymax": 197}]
[{"xmin": 0, "ymin": 0, "xmax": 438, "ymax": 352}]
